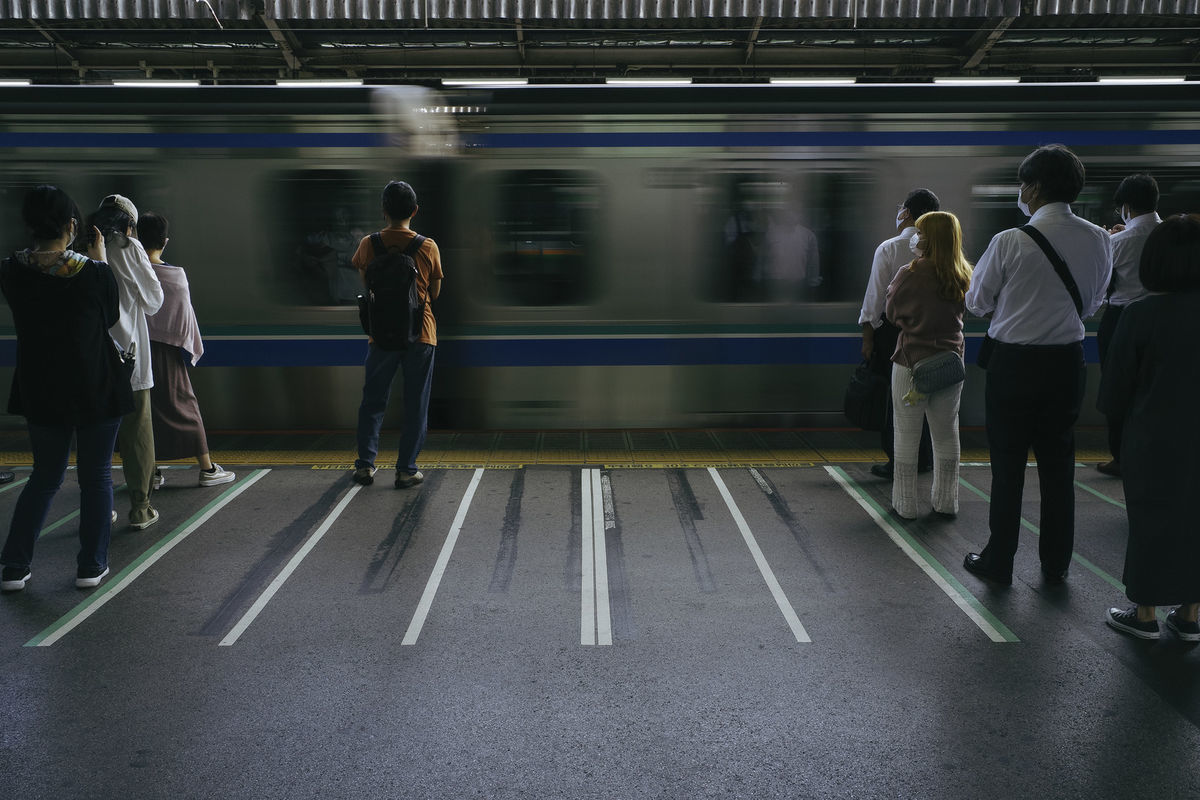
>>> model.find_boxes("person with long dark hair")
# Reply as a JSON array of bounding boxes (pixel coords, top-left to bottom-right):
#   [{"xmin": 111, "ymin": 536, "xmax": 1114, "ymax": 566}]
[
  {"xmin": 1100, "ymin": 214, "xmax": 1200, "ymax": 640},
  {"xmin": 0, "ymin": 185, "xmax": 134, "ymax": 592}
]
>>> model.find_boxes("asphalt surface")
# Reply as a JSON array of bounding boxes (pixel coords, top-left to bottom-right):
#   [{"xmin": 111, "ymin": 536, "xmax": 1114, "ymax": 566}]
[{"xmin": 0, "ymin": 464, "xmax": 1196, "ymax": 799}]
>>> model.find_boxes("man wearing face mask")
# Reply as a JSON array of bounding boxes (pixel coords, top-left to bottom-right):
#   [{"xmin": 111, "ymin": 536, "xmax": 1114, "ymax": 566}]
[
  {"xmin": 1095, "ymin": 174, "xmax": 1161, "ymax": 478},
  {"xmin": 859, "ymin": 188, "xmax": 938, "ymax": 479},
  {"xmin": 963, "ymin": 144, "xmax": 1112, "ymax": 586}
]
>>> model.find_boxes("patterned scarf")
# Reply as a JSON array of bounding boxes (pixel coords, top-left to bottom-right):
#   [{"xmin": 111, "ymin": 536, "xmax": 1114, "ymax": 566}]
[{"xmin": 16, "ymin": 248, "xmax": 90, "ymax": 277}]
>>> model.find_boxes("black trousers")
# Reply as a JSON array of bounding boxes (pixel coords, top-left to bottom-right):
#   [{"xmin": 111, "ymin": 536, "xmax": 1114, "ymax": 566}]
[
  {"xmin": 981, "ymin": 340, "xmax": 1085, "ymax": 574},
  {"xmin": 871, "ymin": 319, "xmax": 932, "ymax": 466},
  {"xmin": 1096, "ymin": 304, "xmax": 1124, "ymax": 462}
]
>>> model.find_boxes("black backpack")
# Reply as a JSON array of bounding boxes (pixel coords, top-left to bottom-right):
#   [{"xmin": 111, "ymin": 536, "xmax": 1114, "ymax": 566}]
[{"xmin": 357, "ymin": 232, "xmax": 427, "ymax": 350}]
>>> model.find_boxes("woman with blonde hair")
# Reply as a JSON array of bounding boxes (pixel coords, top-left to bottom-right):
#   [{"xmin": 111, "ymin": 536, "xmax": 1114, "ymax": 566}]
[{"xmin": 885, "ymin": 211, "xmax": 973, "ymax": 518}]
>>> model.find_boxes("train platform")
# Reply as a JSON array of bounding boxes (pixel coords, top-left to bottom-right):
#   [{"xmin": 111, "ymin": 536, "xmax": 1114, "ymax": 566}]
[{"xmin": 0, "ymin": 428, "xmax": 1195, "ymax": 799}]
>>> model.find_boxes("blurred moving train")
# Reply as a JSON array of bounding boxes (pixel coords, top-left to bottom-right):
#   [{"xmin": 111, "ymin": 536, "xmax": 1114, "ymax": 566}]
[{"xmin": 2, "ymin": 82, "xmax": 1200, "ymax": 431}]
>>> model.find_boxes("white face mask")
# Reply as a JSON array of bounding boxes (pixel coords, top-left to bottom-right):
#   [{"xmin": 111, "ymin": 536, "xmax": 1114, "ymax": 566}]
[
  {"xmin": 1120, "ymin": 205, "xmax": 1132, "ymax": 225},
  {"xmin": 909, "ymin": 232, "xmax": 923, "ymax": 256},
  {"xmin": 896, "ymin": 208, "xmax": 907, "ymax": 227},
  {"xmin": 1017, "ymin": 188, "xmax": 1031, "ymax": 218}
]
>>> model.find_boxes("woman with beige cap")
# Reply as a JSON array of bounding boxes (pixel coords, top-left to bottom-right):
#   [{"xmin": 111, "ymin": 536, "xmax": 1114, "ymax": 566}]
[{"xmin": 93, "ymin": 193, "xmax": 163, "ymax": 530}]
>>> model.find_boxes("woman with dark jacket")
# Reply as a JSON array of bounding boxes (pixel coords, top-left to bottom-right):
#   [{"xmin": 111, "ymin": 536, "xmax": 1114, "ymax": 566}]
[
  {"xmin": 0, "ymin": 185, "xmax": 134, "ymax": 592},
  {"xmin": 1101, "ymin": 214, "xmax": 1200, "ymax": 641}
]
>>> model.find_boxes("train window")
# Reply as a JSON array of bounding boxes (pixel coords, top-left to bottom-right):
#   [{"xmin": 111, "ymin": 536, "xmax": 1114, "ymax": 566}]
[
  {"xmin": 490, "ymin": 170, "xmax": 599, "ymax": 306},
  {"xmin": 970, "ymin": 165, "xmax": 1200, "ymax": 260},
  {"xmin": 704, "ymin": 170, "xmax": 870, "ymax": 304},
  {"xmin": 272, "ymin": 171, "xmax": 378, "ymax": 306}
]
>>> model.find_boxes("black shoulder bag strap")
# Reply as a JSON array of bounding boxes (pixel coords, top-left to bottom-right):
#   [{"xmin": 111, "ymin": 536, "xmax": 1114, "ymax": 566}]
[{"xmin": 1019, "ymin": 224, "xmax": 1084, "ymax": 318}]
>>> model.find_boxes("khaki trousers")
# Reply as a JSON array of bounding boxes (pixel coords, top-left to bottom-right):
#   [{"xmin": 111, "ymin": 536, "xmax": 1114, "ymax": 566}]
[{"xmin": 118, "ymin": 389, "xmax": 156, "ymax": 518}]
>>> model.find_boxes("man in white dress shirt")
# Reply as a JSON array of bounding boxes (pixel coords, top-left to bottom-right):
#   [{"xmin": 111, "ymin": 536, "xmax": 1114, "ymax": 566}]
[
  {"xmin": 963, "ymin": 145, "xmax": 1113, "ymax": 586},
  {"xmin": 1096, "ymin": 174, "xmax": 1161, "ymax": 478},
  {"xmin": 859, "ymin": 188, "xmax": 938, "ymax": 479}
]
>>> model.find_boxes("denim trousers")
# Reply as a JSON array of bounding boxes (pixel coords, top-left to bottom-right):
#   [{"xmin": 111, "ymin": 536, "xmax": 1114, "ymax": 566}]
[
  {"xmin": 1, "ymin": 416, "xmax": 122, "ymax": 572},
  {"xmin": 355, "ymin": 342, "xmax": 435, "ymax": 474}
]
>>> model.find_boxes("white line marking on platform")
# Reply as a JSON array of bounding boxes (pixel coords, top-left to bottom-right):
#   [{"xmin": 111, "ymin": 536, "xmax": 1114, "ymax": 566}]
[
  {"xmin": 581, "ymin": 469, "xmax": 595, "ymax": 645},
  {"xmin": 30, "ymin": 469, "xmax": 270, "ymax": 647},
  {"xmin": 401, "ymin": 468, "xmax": 484, "ymax": 646},
  {"xmin": 592, "ymin": 469, "xmax": 613, "ymax": 645},
  {"xmin": 708, "ymin": 467, "xmax": 810, "ymax": 643},
  {"xmin": 827, "ymin": 466, "xmax": 1018, "ymax": 643},
  {"xmin": 220, "ymin": 483, "xmax": 362, "ymax": 646},
  {"xmin": 580, "ymin": 468, "xmax": 613, "ymax": 646}
]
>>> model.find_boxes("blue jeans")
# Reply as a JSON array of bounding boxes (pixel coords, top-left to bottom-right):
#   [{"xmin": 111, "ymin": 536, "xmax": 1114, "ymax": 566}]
[
  {"xmin": 1, "ymin": 416, "xmax": 122, "ymax": 572},
  {"xmin": 355, "ymin": 342, "xmax": 435, "ymax": 474}
]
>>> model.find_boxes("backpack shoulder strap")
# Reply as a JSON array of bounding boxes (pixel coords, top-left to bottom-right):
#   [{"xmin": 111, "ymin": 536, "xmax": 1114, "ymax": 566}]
[
  {"xmin": 1019, "ymin": 224, "xmax": 1083, "ymax": 317},
  {"xmin": 369, "ymin": 232, "xmax": 387, "ymax": 258},
  {"xmin": 403, "ymin": 234, "xmax": 427, "ymax": 257}
]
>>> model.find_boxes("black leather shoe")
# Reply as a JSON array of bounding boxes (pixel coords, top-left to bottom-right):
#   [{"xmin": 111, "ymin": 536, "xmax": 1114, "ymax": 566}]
[
  {"xmin": 1042, "ymin": 567, "xmax": 1068, "ymax": 585},
  {"xmin": 0, "ymin": 471, "xmax": 12, "ymax": 485},
  {"xmin": 963, "ymin": 553, "xmax": 1012, "ymax": 585},
  {"xmin": 1096, "ymin": 460, "xmax": 1121, "ymax": 478},
  {"xmin": 870, "ymin": 463, "xmax": 894, "ymax": 480}
]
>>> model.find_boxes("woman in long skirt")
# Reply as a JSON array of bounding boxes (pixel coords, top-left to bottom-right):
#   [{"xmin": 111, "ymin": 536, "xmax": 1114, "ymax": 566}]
[{"xmin": 140, "ymin": 212, "xmax": 235, "ymax": 489}]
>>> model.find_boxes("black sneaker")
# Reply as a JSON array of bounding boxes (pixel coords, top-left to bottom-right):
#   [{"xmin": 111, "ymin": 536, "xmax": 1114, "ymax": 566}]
[
  {"xmin": 75, "ymin": 565, "xmax": 110, "ymax": 589},
  {"xmin": 1165, "ymin": 609, "xmax": 1200, "ymax": 642},
  {"xmin": 1, "ymin": 566, "xmax": 31, "ymax": 592},
  {"xmin": 395, "ymin": 470, "xmax": 425, "ymax": 489},
  {"xmin": 353, "ymin": 466, "xmax": 377, "ymax": 486},
  {"xmin": 1106, "ymin": 607, "xmax": 1160, "ymax": 640}
]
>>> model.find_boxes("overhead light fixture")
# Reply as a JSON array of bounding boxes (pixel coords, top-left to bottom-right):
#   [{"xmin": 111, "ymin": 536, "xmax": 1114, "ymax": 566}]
[
  {"xmin": 770, "ymin": 78, "xmax": 856, "ymax": 85},
  {"xmin": 1097, "ymin": 76, "xmax": 1186, "ymax": 84},
  {"xmin": 113, "ymin": 80, "xmax": 202, "ymax": 87},
  {"xmin": 934, "ymin": 77, "xmax": 1020, "ymax": 85},
  {"xmin": 606, "ymin": 78, "xmax": 693, "ymax": 85},
  {"xmin": 0, "ymin": 79, "xmax": 32, "ymax": 87},
  {"xmin": 442, "ymin": 78, "xmax": 529, "ymax": 86},
  {"xmin": 276, "ymin": 79, "xmax": 364, "ymax": 87}
]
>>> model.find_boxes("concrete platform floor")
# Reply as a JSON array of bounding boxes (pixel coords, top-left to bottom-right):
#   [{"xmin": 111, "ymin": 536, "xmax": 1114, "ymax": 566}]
[{"xmin": 0, "ymin": 435, "xmax": 1195, "ymax": 799}]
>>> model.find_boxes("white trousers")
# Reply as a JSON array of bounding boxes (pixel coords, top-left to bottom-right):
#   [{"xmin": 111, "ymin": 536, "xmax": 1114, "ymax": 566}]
[{"xmin": 890, "ymin": 362, "xmax": 962, "ymax": 518}]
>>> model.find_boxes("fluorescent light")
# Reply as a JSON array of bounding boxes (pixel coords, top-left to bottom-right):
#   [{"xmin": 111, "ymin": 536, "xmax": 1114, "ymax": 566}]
[
  {"xmin": 606, "ymin": 78, "xmax": 692, "ymax": 85},
  {"xmin": 934, "ymin": 77, "xmax": 1020, "ymax": 85},
  {"xmin": 442, "ymin": 78, "xmax": 529, "ymax": 87},
  {"xmin": 0, "ymin": 79, "xmax": 31, "ymax": 87},
  {"xmin": 1097, "ymin": 76, "xmax": 1186, "ymax": 84},
  {"xmin": 113, "ymin": 80, "xmax": 202, "ymax": 87},
  {"xmin": 276, "ymin": 79, "xmax": 364, "ymax": 87},
  {"xmin": 770, "ymin": 77, "xmax": 856, "ymax": 85}
]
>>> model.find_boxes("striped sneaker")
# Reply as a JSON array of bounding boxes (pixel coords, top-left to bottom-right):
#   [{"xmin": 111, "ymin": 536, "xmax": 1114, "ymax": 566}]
[
  {"xmin": 1106, "ymin": 607, "xmax": 1160, "ymax": 640},
  {"xmin": 1165, "ymin": 609, "xmax": 1200, "ymax": 642}
]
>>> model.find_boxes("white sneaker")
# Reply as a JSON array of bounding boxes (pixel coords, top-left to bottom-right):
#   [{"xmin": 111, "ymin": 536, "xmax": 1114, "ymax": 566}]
[
  {"xmin": 199, "ymin": 464, "xmax": 235, "ymax": 487},
  {"xmin": 111, "ymin": 509, "xmax": 118, "ymax": 525},
  {"xmin": 129, "ymin": 507, "xmax": 160, "ymax": 531},
  {"xmin": 152, "ymin": 469, "xmax": 165, "ymax": 490}
]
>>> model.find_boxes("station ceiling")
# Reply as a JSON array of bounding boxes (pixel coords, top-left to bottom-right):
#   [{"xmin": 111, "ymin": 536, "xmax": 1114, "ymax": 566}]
[{"xmin": 1, "ymin": 1, "xmax": 1197, "ymax": 83}]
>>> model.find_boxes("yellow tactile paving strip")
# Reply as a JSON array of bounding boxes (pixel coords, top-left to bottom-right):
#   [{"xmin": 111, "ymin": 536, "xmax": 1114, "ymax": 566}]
[{"xmin": 0, "ymin": 429, "xmax": 1112, "ymax": 469}]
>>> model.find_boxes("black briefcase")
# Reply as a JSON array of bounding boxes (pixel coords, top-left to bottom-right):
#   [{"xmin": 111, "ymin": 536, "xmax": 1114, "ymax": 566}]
[{"xmin": 843, "ymin": 360, "xmax": 889, "ymax": 432}]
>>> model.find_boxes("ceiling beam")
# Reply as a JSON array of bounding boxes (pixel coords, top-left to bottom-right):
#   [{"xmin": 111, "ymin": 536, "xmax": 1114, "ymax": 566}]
[{"xmin": 961, "ymin": 16, "xmax": 1016, "ymax": 71}]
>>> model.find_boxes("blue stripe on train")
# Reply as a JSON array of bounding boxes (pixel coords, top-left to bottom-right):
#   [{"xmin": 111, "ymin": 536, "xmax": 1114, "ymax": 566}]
[
  {"xmin": 2, "ymin": 130, "xmax": 1200, "ymax": 149},
  {"xmin": 0, "ymin": 336, "xmax": 1099, "ymax": 368}
]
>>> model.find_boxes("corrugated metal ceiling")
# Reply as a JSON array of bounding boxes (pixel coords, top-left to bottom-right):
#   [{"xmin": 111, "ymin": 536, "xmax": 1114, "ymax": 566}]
[{"xmin": 15, "ymin": 0, "xmax": 1200, "ymax": 19}]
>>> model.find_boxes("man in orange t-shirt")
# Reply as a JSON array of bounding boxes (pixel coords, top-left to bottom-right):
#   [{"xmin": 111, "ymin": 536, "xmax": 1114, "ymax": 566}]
[{"xmin": 351, "ymin": 180, "xmax": 444, "ymax": 489}]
